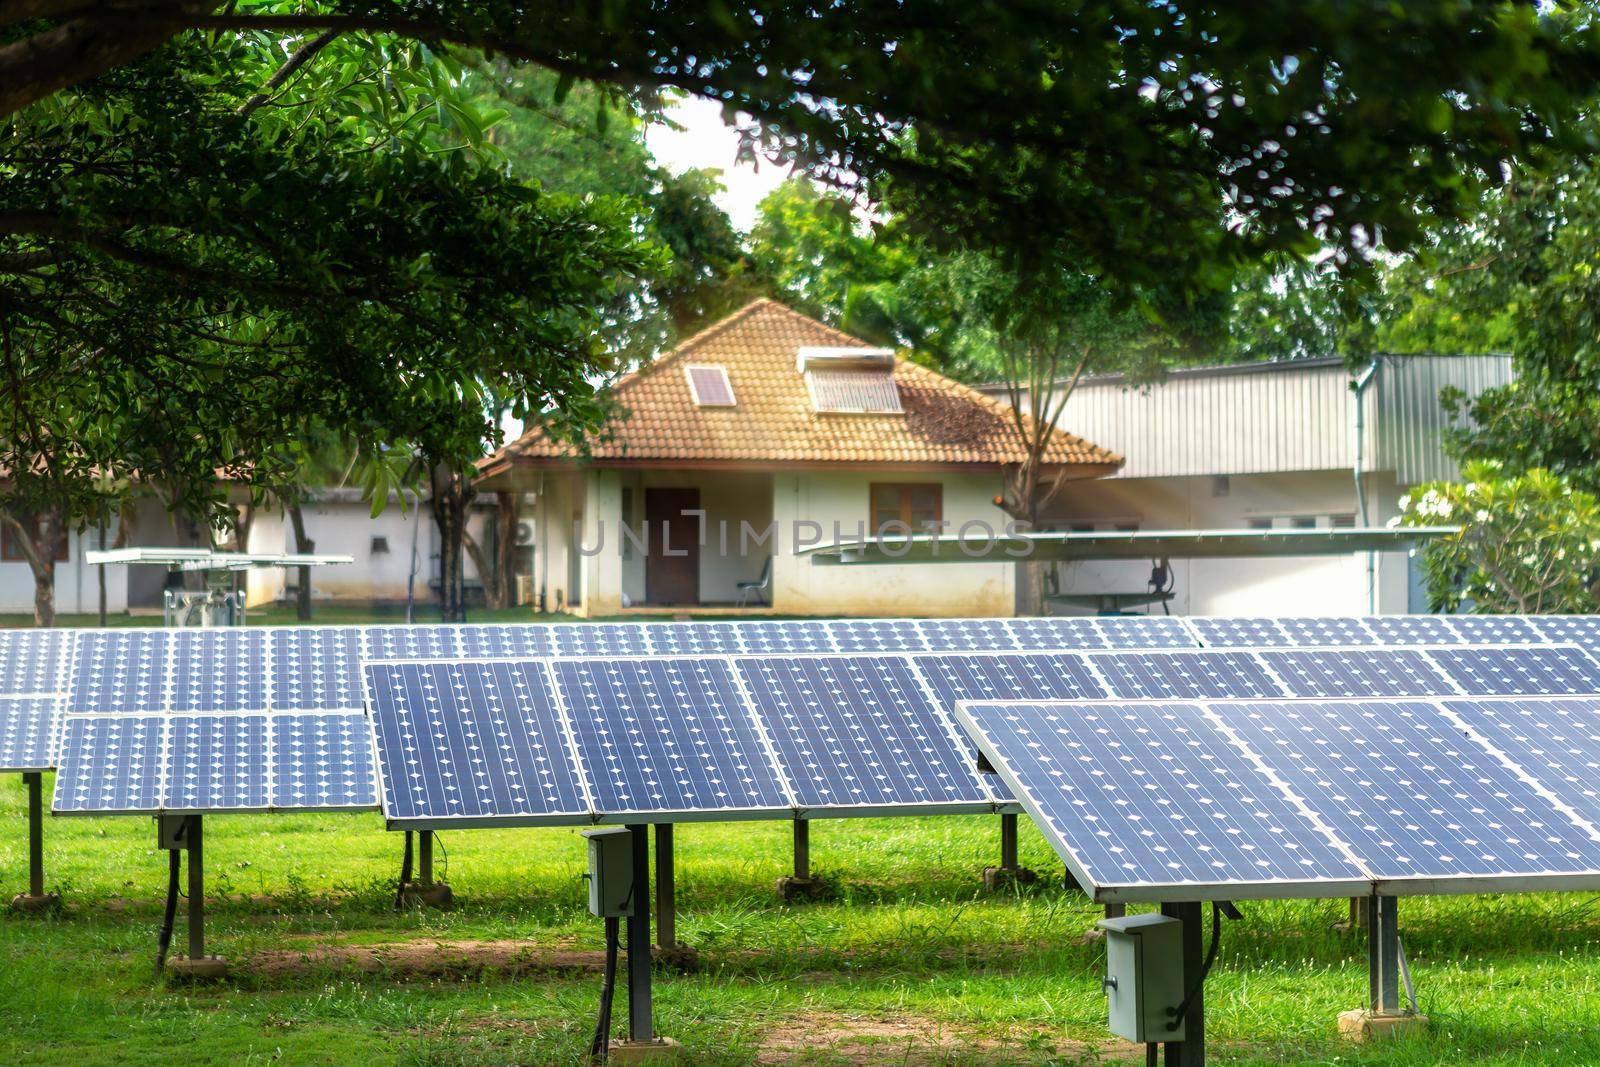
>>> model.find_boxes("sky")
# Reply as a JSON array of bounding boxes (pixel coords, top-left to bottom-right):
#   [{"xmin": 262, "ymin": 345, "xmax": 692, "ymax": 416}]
[{"xmin": 644, "ymin": 95, "xmax": 794, "ymax": 232}]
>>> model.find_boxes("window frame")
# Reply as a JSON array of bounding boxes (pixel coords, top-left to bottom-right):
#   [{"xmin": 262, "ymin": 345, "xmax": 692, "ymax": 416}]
[
  {"xmin": 0, "ymin": 514, "xmax": 69, "ymax": 563},
  {"xmin": 869, "ymin": 482, "xmax": 944, "ymax": 534}
]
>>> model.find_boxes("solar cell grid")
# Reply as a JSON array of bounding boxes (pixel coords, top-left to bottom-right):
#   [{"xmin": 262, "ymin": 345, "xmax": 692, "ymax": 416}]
[
  {"xmin": 1092, "ymin": 616, "xmax": 1198, "ymax": 649},
  {"xmin": 955, "ymin": 700, "xmax": 1368, "ymax": 897},
  {"xmin": 552, "ymin": 657, "xmax": 789, "ymax": 818},
  {"xmin": 1277, "ymin": 617, "xmax": 1379, "ymax": 646},
  {"xmin": 733, "ymin": 655, "xmax": 991, "ymax": 812},
  {"xmin": 1091, "ymin": 650, "xmax": 1285, "ymax": 700},
  {"xmin": 1429, "ymin": 645, "xmax": 1600, "ymax": 696},
  {"xmin": 363, "ymin": 625, "xmax": 460, "ymax": 660},
  {"xmin": 54, "ymin": 715, "xmax": 164, "ymax": 813},
  {"xmin": 272, "ymin": 712, "xmax": 378, "ymax": 809},
  {"xmin": 1185, "ymin": 617, "xmax": 1288, "ymax": 647},
  {"xmin": 1531, "ymin": 616, "xmax": 1600, "ymax": 648},
  {"xmin": 645, "ymin": 623, "xmax": 746, "ymax": 656},
  {"xmin": 1362, "ymin": 616, "xmax": 1462, "ymax": 645},
  {"xmin": 1442, "ymin": 697, "xmax": 1600, "ymax": 829},
  {"xmin": 0, "ymin": 629, "xmax": 70, "ymax": 695},
  {"xmin": 828, "ymin": 620, "xmax": 926, "ymax": 653},
  {"xmin": 164, "ymin": 713, "xmax": 270, "ymax": 810},
  {"xmin": 1261, "ymin": 648, "xmax": 1451, "ymax": 698},
  {"xmin": 1445, "ymin": 615, "xmax": 1542, "ymax": 644},
  {"xmin": 552, "ymin": 623, "xmax": 653, "ymax": 657},
  {"xmin": 1214, "ymin": 699, "xmax": 1600, "ymax": 884},
  {"xmin": 169, "ymin": 629, "xmax": 269, "ymax": 712},
  {"xmin": 916, "ymin": 619, "xmax": 1017, "ymax": 652},
  {"xmin": 454, "ymin": 624, "xmax": 558, "ymax": 659},
  {"xmin": 270, "ymin": 626, "xmax": 364, "ymax": 711},
  {"xmin": 1005, "ymin": 617, "xmax": 1102, "ymax": 650},
  {"xmin": 735, "ymin": 621, "xmax": 835, "ymax": 655},
  {"xmin": 0, "ymin": 696, "xmax": 58, "ymax": 772},
  {"xmin": 68, "ymin": 630, "xmax": 166, "ymax": 713}
]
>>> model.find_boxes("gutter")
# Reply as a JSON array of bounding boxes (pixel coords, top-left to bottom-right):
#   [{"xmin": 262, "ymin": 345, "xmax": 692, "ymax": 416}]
[{"xmin": 1351, "ymin": 358, "xmax": 1381, "ymax": 612}]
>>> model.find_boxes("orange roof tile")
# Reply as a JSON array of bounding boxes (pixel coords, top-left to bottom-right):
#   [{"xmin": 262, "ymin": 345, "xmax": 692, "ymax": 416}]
[{"xmin": 479, "ymin": 300, "xmax": 1122, "ymax": 475}]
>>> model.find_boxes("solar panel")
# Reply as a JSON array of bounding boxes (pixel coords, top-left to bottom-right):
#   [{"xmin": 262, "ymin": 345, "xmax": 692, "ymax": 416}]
[
  {"xmin": 1363, "ymin": 616, "xmax": 1462, "ymax": 645},
  {"xmin": 954, "ymin": 700, "xmax": 1369, "ymax": 899},
  {"xmin": 1441, "ymin": 697, "xmax": 1600, "ymax": 830},
  {"xmin": 54, "ymin": 715, "xmax": 164, "ymax": 813},
  {"xmin": 1214, "ymin": 699, "xmax": 1600, "ymax": 886},
  {"xmin": 551, "ymin": 657, "xmax": 789, "ymax": 819},
  {"xmin": 1260, "ymin": 648, "xmax": 1451, "ymax": 698},
  {"xmin": 917, "ymin": 619, "xmax": 1017, "ymax": 652},
  {"xmin": 364, "ymin": 659, "xmax": 589, "ymax": 826},
  {"xmin": 645, "ymin": 623, "xmax": 746, "ymax": 656},
  {"xmin": 1444, "ymin": 615, "xmax": 1542, "ymax": 644},
  {"xmin": 1091, "ymin": 651, "xmax": 1285, "ymax": 700},
  {"xmin": 169, "ymin": 629, "xmax": 269, "ymax": 712},
  {"xmin": 270, "ymin": 626, "xmax": 365, "ymax": 710},
  {"xmin": 0, "ymin": 697, "xmax": 59, "ymax": 772},
  {"xmin": 734, "ymin": 655, "xmax": 992, "ymax": 813},
  {"xmin": 363, "ymin": 625, "xmax": 461, "ymax": 660},
  {"xmin": 165, "ymin": 713, "xmax": 270, "ymax": 810},
  {"xmin": 1531, "ymin": 616, "xmax": 1600, "ymax": 648},
  {"xmin": 68, "ymin": 630, "xmax": 167, "ymax": 713},
  {"xmin": 735, "ymin": 621, "xmax": 836, "ymax": 655},
  {"xmin": 912, "ymin": 653, "xmax": 1104, "ymax": 708},
  {"xmin": 552, "ymin": 623, "xmax": 653, "ymax": 658},
  {"xmin": 1277, "ymin": 617, "xmax": 1379, "ymax": 646},
  {"xmin": 1005, "ymin": 617, "xmax": 1103, "ymax": 649},
  {"xmin": 828, "ymin": 620, "xmax": 926, "ymax": 653},
  {"xmin": 272, "ymin": 712, "xmax": 378, "ymax": 809},
  {"xmin": 1092, "ymin": 616, "xmax": 1199, "ymax": 649},
  {"xmin": 455, "ymin": 624, "xmax": 558, "ymax": 659},
  {"xmin": 1185, "ymin": 617, "xmax": 1288, "ymax": 647},
  {"xmin": 0, "ymin": 629, "xmax": 71, "ymax": 694},
  {"xmin": 1429, "ymin": 645, "xmax": 1600, "ymax": 696}
]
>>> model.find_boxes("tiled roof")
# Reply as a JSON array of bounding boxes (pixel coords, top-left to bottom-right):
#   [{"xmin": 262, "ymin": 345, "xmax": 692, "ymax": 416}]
[{"xmin": 479, "ymin": 300, "xmax": 1122, "ymax": 473}]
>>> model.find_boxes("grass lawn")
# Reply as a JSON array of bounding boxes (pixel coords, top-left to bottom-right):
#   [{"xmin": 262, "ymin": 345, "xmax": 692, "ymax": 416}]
[{"xmin": 5, "ymin": 778, "xmax": 1600, "ymax": 1065}]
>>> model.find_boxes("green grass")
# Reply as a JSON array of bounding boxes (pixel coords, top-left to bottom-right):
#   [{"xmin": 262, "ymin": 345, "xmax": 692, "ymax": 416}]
[{"xmin": 6, "ymin": 777, "xmax": 1600, "ymax": 1065}]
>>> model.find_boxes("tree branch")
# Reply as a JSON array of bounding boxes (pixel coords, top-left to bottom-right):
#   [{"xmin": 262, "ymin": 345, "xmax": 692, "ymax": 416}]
[{"xmin": 237, "ymin": 28, "xmax": 340, "ymax": 119}]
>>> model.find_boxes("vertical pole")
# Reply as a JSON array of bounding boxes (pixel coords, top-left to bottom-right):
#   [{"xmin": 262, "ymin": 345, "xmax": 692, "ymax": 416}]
[
  {"xmin": 1161, "ymin": 901, "xmax": 1205, "ymax": 1067},
  {"xmin": 626, "ymin": 824, "xmax": 653, "ymax": 1043},
  {"xmin": 793, "ymin": 819, "xmax": 810, "ymax": 881},
  {"xmin": 418, "ymin": 831, "xmax": 434, "ymax": 887},
  {"xmin": 655, "ymin": 824, "xmax": 675, "ymax": 950},
  {"xmin": 25, "ymin": 772, "xmax": 43, "ymax": 897},
  {"xmin": 1370, "ymin": 896, "xmax": 1400, "ymax": 1013},
  {"xmin": 187, "ymin": 815, "xmax": 205, "ymax": 960},
  {"xmin": 1000, "ymin": 813, "xmax": 1019, "ymax": 870},
  {"xmin": 1103, "ymin": 902, "xmax": 1126, "ymax": 921}
]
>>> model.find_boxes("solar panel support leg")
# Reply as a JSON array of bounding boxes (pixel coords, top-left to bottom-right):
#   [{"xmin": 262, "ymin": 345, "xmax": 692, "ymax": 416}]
[
  {"xmin": 419, "ymin": 831, "xmax": 433, "ymax": 886},
  {"xmin": 401, "ymin": 831, "xmax": 454, "ymax": 909},
  {"xmin": 794, "ymin": 818, "xmax": 809, "ymax": 880},
  {"xmin": 1160, "ymin": 901, "xmax": 1204, "ymax": 1066},
  {"xmin": 165, "ymin": 815, "xmax": 227, "ymax": 979},
  {"xmin": 984, "ymin": 814, "xmax": 1039, "ymax": 891},
  {"xmin": 776, "ymin": 819, "xmax": 831, "ymax": 902},
  {"xmin": 626, "ymin": 823, "xmax": 653, "ymax": 1042},
  {"xmin": 652, "ymin": 825, "xmax": 698, "ymax": 972},
  {"xmin": 10, "ymin": 772, "xmax": 57, "ymax": 913},
  {"xmin": 1369, "ymin": 896, "xmax": 1400, "ymax": 1014}
]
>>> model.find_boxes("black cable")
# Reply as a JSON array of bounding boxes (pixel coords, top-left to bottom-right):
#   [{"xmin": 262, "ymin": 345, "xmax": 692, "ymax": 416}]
[
  {"xmin": 155, "ymin": 847, "xmax": 182, "ymax": 972},
  {"xmin": 1166, "ymin": 903, "xmax": 1223, "ymax": 1032},
  {"xmin": 1145, "ymin": 1042, "xmax": 1158, "ymax": 1067},
  {"xmin": 433, "ymin": 831, "xmax": 448, "ymax": 883},
  {"xmin": 395, "ymin": 830, "xmax": 414, "ymax": 909},
  {"xmin": 590, "ymin": 916, "xmax": 621, "ymax": 1062}
]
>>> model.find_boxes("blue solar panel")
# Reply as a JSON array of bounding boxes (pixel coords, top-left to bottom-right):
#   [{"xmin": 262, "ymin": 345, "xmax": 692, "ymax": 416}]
[
  {"xmin": 54, "ymin": 715, "xmax": 164, "ymax": 812},
  {"xmin": 736, "ymin": 621, "xmax": 835, "ymax": 655},
  {"xmin": 829, "ymin": 620, "xmax": 926, "ymax": 653},
  {"xmin": 1092, "ymin": 616, "xmax": 1199, "ymax": 649},
  {"xmin": 68, "ymin": 630, "xmax": 167, "ymax": 713},
  {"xmin": 1261, "ymin": 649, "xmax": 1452, "ymax": 698},
  {"xmin": 1005, "ymin": 617, "xmax": 1103, "ymax": 649},
  {"xmin": 1186, "ymin": 618, "xmax": 1288, "ymax": 647},
  {"xmin": 912, "ymin": 653, "xmax": 1104, "ymax": 709},
  {"xmin": 272, "ymin": 712, "xmax": 378, "ymax": 809},
  {"xmin": 364, "ymin": 660, "xmax": 588, "ymax": 824},
  {"xmin": 917, "ymin": 619, "xmax": 1016, "ymax": 652},
  {"xmin": 1445, "ymin": 615, "xmax": 1542, "ymax": 644},
  {"xmin": 1430, "ymin": 646, "xmax": 1600, "ymax": 696},
  {"xmin": 1277, "ymin": 618, "xmax": 1379, "ymax": 646},
  {"xmin": 1363, "ymin": 616, "xmax": 1462, "ymax": 645},
  {"xmin": 552, "ymin": 657, "xmax": 789, "ymax": 818},
  {"xmin": 165, "ymin": 714, "xmax": 270, "ymax": 810},
  {"xmin": 1214, "ymin": 699, "xmax": 1600, "ymax": 882},
  {"xmin": 0, "ymin": 697, "xmax": 58, "ymax": 772},
  {"xmin": 1092, "ymin": 651, "xmax": 1285, "ymax": 700},
  {"xmin": 454, "ymin": 624, "xmax": 557, "ymax": 659},
  {"xmin": 0, "ymin": 629, "xmax": 70, "ymax": 694},
  {"xmin": 169, "ymin": 629, "xmax": 268, "ymax": 712},
  {"xmin": 552, "ymin": 623, "xmax": 653, "ymax": 658},
  {"xmin": 1531, "ymin": 616, "xmax": 1600, "ymax": 648},
  {"xmin": 1441, "ymin": 698, "xmax": 1600, "ymax": 830},
  {"xmin": 363, "ymin": 625, "xmax": 461, "ymax": 660},
  {"xmin": 954, "ymin": 700, "xmax": 1368, "ymax": 897},
  {"xmin": 645, "ymin": 623, "xmax": 746, "ymax": 656},
  {"xmin": 735, "ymin": 655, "xmax": 991, "ymax": 811},
  {"xmin": 270, "ymin": 626, "xmax": 364, "ymax": 710}
]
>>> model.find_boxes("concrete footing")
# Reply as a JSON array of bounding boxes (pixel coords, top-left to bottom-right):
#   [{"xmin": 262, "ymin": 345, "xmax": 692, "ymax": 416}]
[
  {"xmin": 653, "ymin": 942, "xmax": 701, "ymax": 974},
  {"xmin": 1337, "ymin": 1009, "xmax": 1428, "ymax": 1041},
  {"xmin": 399, "ymin": 882, "xmax": 455, "ymax": 909},
  {"xmin": 607, "ymin": 1037, "xmax": 682, "ymax": 1064},
  {"xmin": 775, "ymin": 875, "xmax": 834, "ymax": 903},
  {"xmin": 9, "ymin": 892, "xmax": 60, "ymax": 915},
  {"xmin": 164, "ymin": 954, "xmax": 230, "ymax": 981},
  {"xmin": 982, "ymin": 865, "xmax": 1039, "ymax": 891}
]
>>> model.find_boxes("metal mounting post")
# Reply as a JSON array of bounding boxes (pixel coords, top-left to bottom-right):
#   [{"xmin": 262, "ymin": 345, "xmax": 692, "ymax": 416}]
[
  {"xmin": 10, "ymin": 771, "xmax": 57, "ymax": 913},
  {"xmin": 418, "ymin": 830, "xmax": 434, "ymax": 886},
  {"xmin": 1369, "ymin": 896, "xmax": 1400, "ymax": 1014},
  {"xmin": 1000, "ymin": 812, "xmax": 1018, "ymax": 870},
  {"xmin": 1159, "ymin": 901, "xmax": 1205, "ymax": 1067},
  {"xmin": 793, "ymin": 818, "xmax": 810, "ymax": 881},
  {"xmin": 187, "ymin": 815, "xmax": 205, "ymax": 960},
  {"xmin": 985, "ymin": 812, "xmax": 1039, "ymax": 890},
  {"xmin": 655, "ymin": 824, "xmax": 675, "ymax": 950},
  {"xmin": 626, "ymin": 824, "xmax": 653, "ymax": 1043}
]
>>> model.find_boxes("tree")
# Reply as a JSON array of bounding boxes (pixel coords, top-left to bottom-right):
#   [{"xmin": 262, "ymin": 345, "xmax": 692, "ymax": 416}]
[
  {"xmin": 1399, "ymin": 463, "xmax": 1600, "ymax": 613},
  {"xmin": 1, "ymin": 35, "xmax": 661, "ymax": 623},
  {"xmin": 6, "ymin": 2, "xmax": 1597, "ymax": 307}
]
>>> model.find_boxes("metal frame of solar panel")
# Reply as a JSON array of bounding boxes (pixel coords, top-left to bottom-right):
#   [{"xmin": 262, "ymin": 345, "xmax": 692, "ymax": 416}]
[{"xmin": 956, "ymin": 695, "xmax": 1600, "ymax": 902}]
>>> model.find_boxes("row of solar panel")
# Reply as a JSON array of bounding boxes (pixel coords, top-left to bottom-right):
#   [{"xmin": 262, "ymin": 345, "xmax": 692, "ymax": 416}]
[
  {"xmin": 355, "ymin": 644, "xmax": 1600, "ymax": 827},
  {"xmin": 958, "ymin": 695, "xmax": 1600, "ymax": 900}
]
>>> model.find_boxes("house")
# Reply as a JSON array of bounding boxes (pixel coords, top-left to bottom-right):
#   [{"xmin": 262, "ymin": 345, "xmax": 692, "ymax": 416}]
[
  {"xmin": 475, "ymin": 299, "xmax": 1121, "ymax": 616},
  {"xmin": 981, "ymin": 354, "xmax": 1515, "ymax": 615}
]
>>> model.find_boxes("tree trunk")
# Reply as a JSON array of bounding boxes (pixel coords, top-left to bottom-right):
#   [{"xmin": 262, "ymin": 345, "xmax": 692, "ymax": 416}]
[
  {"xmin": 496, "ymin": 491, "xmax": 519, "ymax": 607},
  {"xmin": 429, "ymin": 462, "xmax": 474, "ymax": 622},
  {"xmin": 287, "ymin": 500, "xmax": 314, "ymax": 621},
  {"xmin": 1, "ymin": 509, "xmax": 61, "ymax": 628},
  {"xmin": 1016, "ymin": 557, "xmax": 1049, "ymax": 617}
]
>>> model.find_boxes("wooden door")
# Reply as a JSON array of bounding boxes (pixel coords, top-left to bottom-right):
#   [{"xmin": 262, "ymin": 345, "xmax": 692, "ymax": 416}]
[{"xmin": 645, "ymin": 488, "xmax": 700, "ymax": 605}]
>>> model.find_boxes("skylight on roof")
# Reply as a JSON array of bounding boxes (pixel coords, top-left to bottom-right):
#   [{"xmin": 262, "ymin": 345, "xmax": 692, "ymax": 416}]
[
  {"xmin": 685, "ymin": 364, "xmax": 736, "ymax": 407},
  {"xmin": 805, "ymin": 368, "xmax": 903, "ymax": 414}
]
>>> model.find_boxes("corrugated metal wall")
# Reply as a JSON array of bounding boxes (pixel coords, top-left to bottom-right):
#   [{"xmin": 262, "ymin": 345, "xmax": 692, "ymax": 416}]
[{"xmin": 1027, "ymin": 354, "xmax": 1512, "ymax": 484}]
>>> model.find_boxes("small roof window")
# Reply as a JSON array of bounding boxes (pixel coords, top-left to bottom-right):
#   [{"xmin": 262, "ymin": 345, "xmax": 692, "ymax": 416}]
[
  {"xmin": 685, "ymin": 364, "xmax": 736, "ymax": 407},
  {"xmin": 806, "ymin": 368, "xmax": 903, "ymax": 414}
]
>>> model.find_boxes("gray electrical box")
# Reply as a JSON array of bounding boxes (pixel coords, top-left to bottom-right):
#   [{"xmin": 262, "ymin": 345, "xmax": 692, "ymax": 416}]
[
  {"xmin": 156, "ymin": 813, "xmax": 192, "ymax": 851},
  {"xmin": 583, "ymin": 827, "xmax": 635, "ymax": 917},
  {"xmin": 1099, "ymin": 912, "xmax": 1186, "ymax": 1042}
]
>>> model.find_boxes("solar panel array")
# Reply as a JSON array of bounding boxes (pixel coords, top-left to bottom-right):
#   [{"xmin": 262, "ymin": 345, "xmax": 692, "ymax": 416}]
[
  {"xmin": 0, "ymin": 629, "xmax": 73, "ymax": 772},
  {"xmin": 957, "ymin": 694, "xmax": 1600, "ymax": 901}
]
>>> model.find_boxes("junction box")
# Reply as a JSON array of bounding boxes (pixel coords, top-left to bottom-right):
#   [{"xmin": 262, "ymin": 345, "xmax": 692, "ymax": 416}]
[
  {"xmin": 584, "ymin": 827, "xmax": 635, "ymax": 918},
  {"xmin": 1099, "ymin": 912, "xmax": 1186, "ymax": 1043}
]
